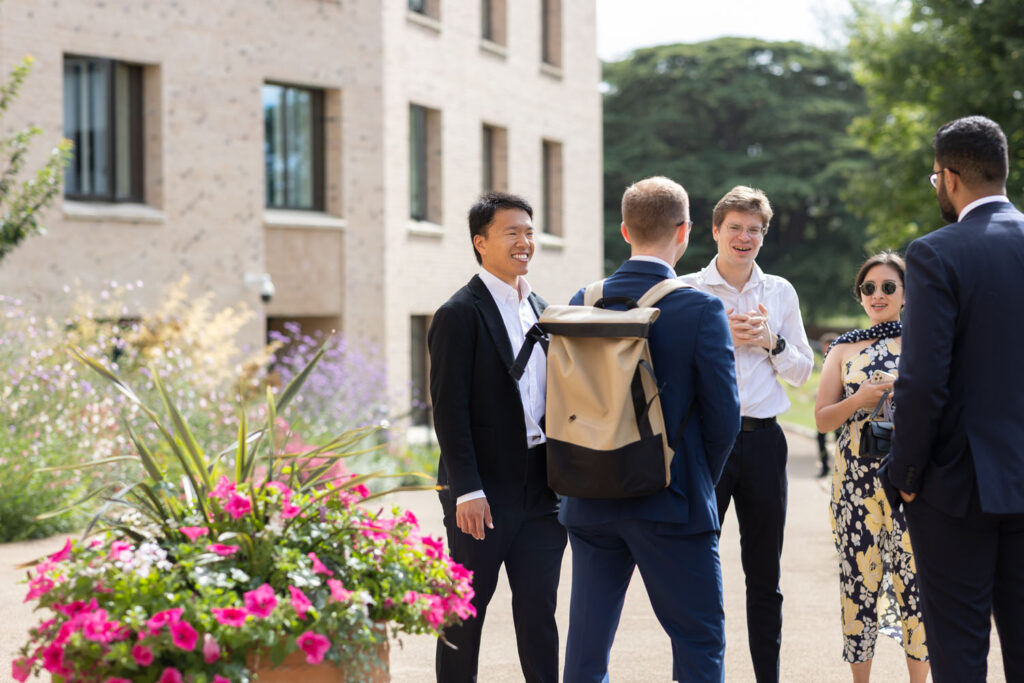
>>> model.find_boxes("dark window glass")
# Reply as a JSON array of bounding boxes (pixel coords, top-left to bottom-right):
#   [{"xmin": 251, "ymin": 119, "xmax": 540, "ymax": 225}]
[
  {"xmin": 410, "ymin": 315, "xmax": 430, "ymax": 426},
  {"xmin": 63, "ymin": 56, "xmax": 143, "ymax": 202},
  {"xmin": 263, "ymin": 83, "xmax": 324, "ymax": 210},
  {"xmin": 409, "ymin": 104, "xmax": 428, "ymax": 221},
  {"xmin": 481, "ymin": 0, "xmax": 493, "ymax": 40},
  {"xmin": 409, "ymin": 0, "xmax": 426, "ymax": 13},
  {"xmin": 482, "ymin": 125, "xmax": 494, "ymax": 193}
]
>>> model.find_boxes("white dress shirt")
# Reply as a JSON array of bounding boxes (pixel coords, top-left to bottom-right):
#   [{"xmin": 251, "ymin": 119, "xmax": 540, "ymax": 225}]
[
  {"xmin": 458, "ymin": 269, "xmax": 547, "ymax": 504},
  {"xmin": 959, "ymin": 194, "xmax": 1009, "ymax": 221},
  {"xmin": 681, "ymin": 256, "xmax": 813, "ymax": 418}
]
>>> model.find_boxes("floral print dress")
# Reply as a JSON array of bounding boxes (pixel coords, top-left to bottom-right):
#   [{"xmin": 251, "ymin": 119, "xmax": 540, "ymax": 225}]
[{"xmin": 828, "ymin": 335, "xmax": 928, "ymax": 663}]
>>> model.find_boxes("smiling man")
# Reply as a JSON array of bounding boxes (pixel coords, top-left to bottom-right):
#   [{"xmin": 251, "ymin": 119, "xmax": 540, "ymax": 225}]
[
  {"xmin": 428, "ymin": 192, "xmax": 567, "ymax": 683},
  {"xmin": 680, "ymin": 185, "xmax": 813, "ymax": 683}
]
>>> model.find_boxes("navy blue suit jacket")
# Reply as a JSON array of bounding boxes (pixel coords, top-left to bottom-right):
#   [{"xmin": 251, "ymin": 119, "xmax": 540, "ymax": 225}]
[
  {"xmin": 887, "ymin": 200, "xmax": 1024, "ymax": 516},
  {"xmin": 558, "ymin": 259, "xmax": 741, "ymax": 533}
]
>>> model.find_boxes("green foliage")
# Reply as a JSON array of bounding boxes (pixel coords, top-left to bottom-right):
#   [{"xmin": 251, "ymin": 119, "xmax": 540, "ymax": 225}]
[
  {"xmin": 0, "ymin": 56, "xmax": 72, "ymax": 263},
  {"xmin": 846, "ymin": 0, "xmax": 1024, "ymax": 246},
  {"xmin": 603, "ymin": 38, "xmax": 873, "ymax": 321}
]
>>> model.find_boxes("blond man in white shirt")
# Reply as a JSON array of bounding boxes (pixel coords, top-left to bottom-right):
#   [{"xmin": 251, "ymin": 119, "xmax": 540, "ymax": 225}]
[{"xmin": 680, "ymin": 185, "xmax": 813, "ymax": 683}]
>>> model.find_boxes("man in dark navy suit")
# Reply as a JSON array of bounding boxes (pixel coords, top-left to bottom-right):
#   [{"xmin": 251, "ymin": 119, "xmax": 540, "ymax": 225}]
[
  {"xmin": 884, "ymin": 116, "xmax": 1024, "ymax": 682},
  {"xmin": 560, "ymin": 176, "xmax": 740, "ymax": 682},
  {"xmin": 429, "ymin": 192, "xmax": 567, "ymax": 682}
]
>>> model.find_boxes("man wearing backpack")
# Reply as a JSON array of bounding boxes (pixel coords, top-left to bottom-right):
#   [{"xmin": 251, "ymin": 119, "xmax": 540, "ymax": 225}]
[
  {"xmin": 680, "ymin": 186, "xmax": 814, "ymax": 683},
  {"xmin": 561, "ymin": 176, "xmax": 740, "ymax": 682},
  {"xmin": 428, "ymin": 192, "xmax": 567, "ymax": 683}
]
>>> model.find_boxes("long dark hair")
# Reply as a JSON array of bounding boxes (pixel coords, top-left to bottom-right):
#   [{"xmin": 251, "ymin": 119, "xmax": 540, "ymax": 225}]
[{"xmin": 854, "ymin": 251, "xmax": 906, "ymax": 300}]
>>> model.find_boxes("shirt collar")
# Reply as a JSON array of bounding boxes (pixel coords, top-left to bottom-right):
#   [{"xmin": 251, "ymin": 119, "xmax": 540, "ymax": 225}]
[
  {"xmin": 629, "ymin": 255, "xmax": 675, "ymax": 277},
  {"xmin": 479, "ymin": 267, "xmax": 531, "ymax": 304},
  {"xmin": 959, "ymin": 194, "xmax": 1009, "ymax": 221},
  {"xmin": 701, "ymin": 255, "xmax": 765, "ymax": 292}
]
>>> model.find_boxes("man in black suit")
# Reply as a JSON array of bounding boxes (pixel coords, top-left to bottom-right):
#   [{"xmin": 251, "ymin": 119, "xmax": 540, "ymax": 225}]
[
  {"xmin": 884, "ymin": 115, "xmax": 1024, "ymax": 682},
  {"xmin": 428, "ymin": 192, "xmax": 567, "ymax": 683}
]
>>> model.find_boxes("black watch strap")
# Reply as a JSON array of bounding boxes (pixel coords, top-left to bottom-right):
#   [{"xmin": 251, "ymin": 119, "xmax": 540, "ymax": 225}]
[{"xmin": 770, "ymin": 335, "xmax": 786, "ymax": 356}]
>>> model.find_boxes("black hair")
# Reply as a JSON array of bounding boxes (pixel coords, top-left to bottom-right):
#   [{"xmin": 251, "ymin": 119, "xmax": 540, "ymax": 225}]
[
  {"xmin": 467, "ymin": 192, "xmax": 533, "ymax": 265},
  {"xmin": 934, "ymin": 115, "xmax": 1009, "ymax": 187},
  {"xmin": 854, "ymin": 251, "xmax": 906, "ymax": 300}
]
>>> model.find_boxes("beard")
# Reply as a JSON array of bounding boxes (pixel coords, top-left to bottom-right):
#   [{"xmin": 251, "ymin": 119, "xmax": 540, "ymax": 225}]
[{"xmin": 937, "ymin": 182, "xmax": 959, "ymax": 223}]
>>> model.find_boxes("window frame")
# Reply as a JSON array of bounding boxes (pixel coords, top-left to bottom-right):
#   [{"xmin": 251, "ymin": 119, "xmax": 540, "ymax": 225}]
[
  {"xmin": 63, "ymin": 55, "xmax": 144, "ymax": 203},
  {"xmin": 262, "ymin": 82, "xmax": 326, "ymax": 212}
]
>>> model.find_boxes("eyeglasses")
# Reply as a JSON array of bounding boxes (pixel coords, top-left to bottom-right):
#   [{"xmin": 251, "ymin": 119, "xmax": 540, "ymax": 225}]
[
  {"xmin": 859, "ymin": 280, "xmax": 900, "ymax": 296},
  {"xmin": 676, "ymin": 219, "xmax": 693, "ymax": 229},
  {"xmin": 929, "ymin": 167, "xmax": 960, "ymax": 188},
  {"xmin": 722, "ymin": 223, "xmax": 766, "ymax": 239}
]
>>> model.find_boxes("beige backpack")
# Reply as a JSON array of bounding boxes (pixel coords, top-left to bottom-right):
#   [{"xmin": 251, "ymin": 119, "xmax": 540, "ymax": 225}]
[{"xmin": 511, "ymin": 278, "xmax": 693, "ymax": 499}]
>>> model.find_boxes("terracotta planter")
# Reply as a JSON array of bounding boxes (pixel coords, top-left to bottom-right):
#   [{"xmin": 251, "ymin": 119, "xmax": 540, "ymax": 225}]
[{"xmin": 249, "ymin": 638, "xmax": 390, "ymax": 683}]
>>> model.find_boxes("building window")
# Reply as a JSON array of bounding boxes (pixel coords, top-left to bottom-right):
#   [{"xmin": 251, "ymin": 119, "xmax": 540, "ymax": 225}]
[
  {"xmin": 482, "ymin": 124, "xmax": 508, "ymax": 193},
  {"xmin": 410, "ymin": 315, "xmax": 431, "ymax": 427},
  {"xmin": 263, "ymin": 83, "xmax": 324, "ymax": 211},
  {"xmin": 541, "ymin": 0, "xmax": 562, "ymax": 67},
  {"xmin": 63, "ymin": 56, "xmax": 143, "ymax": 202},
  {"xmin": 409, "ymin": 104, "xmax": 442, "ymax": 223},
  {"xmin": 481, "ymin": 0, "xmax": 506, "ymax": 44},
  {"xmin": 408, "ymin": 0, "xmax": 440, "ymax": 20},
  {"xmin": 542, "ymin": 139, "xmax": 563, "ymax": 236}
]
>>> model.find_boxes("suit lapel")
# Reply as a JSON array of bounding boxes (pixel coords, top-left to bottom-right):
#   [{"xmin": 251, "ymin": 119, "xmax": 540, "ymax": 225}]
[{"xmin": 469, "ymin": 275, "xmax": 515, "ymax": 370}]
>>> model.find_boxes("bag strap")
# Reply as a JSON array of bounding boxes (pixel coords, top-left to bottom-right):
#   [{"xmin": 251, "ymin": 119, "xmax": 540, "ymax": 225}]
[
  {"xmin": 637, "ymin": 279, "xmax": 691, "ymax": 308},
  {"xmin": 866, "ymin": 390, "xmax": 890, "ymax": 421},
  {"xmin": 509, "ymin": 323, "xmax": 549, "ymax": 381},
  {"xmin": 583, "ymin": 280, "xmax": 605, "ymax": 306}
]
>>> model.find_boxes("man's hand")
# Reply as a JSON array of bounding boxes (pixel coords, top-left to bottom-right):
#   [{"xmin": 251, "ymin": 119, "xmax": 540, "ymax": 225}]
[
  {"xmin": 726, "ymin": 305, "xmax": 772, "ymax": 349},
  {"xmin": 899, "ymin": 490, "xmax": 917, "ymax": 503},
  {"xmin": 456, "ymin": 498, "xmax": 494, "ymax": 540}
]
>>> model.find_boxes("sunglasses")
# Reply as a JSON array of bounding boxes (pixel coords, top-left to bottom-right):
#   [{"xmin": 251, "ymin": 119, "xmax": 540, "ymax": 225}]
[{"xmin": 859, "ymin": 280, "xmax": 900, "ymax": 296}]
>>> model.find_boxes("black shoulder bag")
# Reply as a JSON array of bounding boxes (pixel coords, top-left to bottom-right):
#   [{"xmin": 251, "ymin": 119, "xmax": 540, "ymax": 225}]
[{"xmin": 859, "ymin": 390, "xmax": 893, "ymax": 458}]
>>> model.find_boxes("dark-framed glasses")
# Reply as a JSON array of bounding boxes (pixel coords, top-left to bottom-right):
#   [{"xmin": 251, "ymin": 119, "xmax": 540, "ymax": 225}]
[
  {"xmin": 929, "ymin": 167, "xmax": 960, "ymax": 188},
  {"xmin": 859, "ymin": 280, "xmax": 900, "ymax": 296},
  {"xmin": 676, "ymin": 219, "xmax": 693, "ymax": 229}
]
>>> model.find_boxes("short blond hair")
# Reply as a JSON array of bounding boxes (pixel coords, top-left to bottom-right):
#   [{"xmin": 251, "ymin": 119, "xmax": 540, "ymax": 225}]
[
  {"xmin": 712, "ymin": 185, "xmax": 773, "ymax": 232},
  {"xmin": 621, "ymin": 176, "xmax": 689, "ymax": 246}
]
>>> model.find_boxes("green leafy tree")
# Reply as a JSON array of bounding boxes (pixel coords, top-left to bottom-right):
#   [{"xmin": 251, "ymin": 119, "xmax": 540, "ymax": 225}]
[
  {"xmin": 846, "ymin": 0, "xmax": 1024, "ymax": 246},
  {"xmin": 1, "ymin": 56, "xmax": 72, "ymax": 263},
  {"xmin": 603, "ymin": 38, "xmax": 871, "ymax": 321}
]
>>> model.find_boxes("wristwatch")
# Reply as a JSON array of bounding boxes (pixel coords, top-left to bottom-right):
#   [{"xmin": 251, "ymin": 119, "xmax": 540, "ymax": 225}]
[{"xmin": 770, "ymin": 335, "xmax": 787, "ymax": 356}]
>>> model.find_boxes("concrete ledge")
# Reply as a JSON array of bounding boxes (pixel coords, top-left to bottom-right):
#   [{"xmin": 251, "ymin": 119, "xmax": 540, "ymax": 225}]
[
  {"xmin": 406, "ymin": 10, "xmax": 441, "ymax": 34},
  {"xmin": 407, "ymin": 220, "xmax": 444, "ymax": 238},
  {"xmin": 537, "ymin": 232, "xmax": 564, "ymax": 250},
  {"xmin": 480, "ymin": 39, "xmax": 507, "ymax": 59},
  {"xmin": 540, "ymin": 62, "xmax": 564, "ymax": 80},
  {"xmin": 263, "ymin": 209, "xmax": 346, "ymax": 231},
  {"xmin": 63, "ymin": 200, "xmax": 166, "ymax": 224}
]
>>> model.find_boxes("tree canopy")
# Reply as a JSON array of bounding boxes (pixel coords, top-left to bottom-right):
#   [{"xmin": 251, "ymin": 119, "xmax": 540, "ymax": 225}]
[
  {"xmin": 846, "ymin": 0, "xmax": 1024, "ymax": 246},
  {"xmin": 1, "ymin": 57, "xmax": 71, "ymax": 264},
  {"xmin": 603, "ymin": 38, "xmax": 871, "ymax": 320}
]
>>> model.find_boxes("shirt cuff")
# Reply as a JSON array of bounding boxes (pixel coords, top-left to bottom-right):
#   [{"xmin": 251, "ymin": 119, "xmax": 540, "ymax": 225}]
[{"xmin": 456, "ymin": 489, "xmax": 486, "ymax": 505}]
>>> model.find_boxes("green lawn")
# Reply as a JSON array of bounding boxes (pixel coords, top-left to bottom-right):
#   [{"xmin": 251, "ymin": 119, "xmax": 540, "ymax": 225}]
[{"xmin": 780, "ymin": 352, "xmax": 822, "ymax": 433}]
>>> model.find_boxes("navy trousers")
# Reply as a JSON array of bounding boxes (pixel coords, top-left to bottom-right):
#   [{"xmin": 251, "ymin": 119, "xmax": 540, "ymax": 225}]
[
  {"xmin": 564, "ymin": 520, "xmax": 725, "ymax": 683},
  {"xmin": 713, "ymin": 421, "xmax": 788, "ymax": 683},
  {"xmin": 904, "ymin": 491, "xmax": 1024, "ymax": 683}
]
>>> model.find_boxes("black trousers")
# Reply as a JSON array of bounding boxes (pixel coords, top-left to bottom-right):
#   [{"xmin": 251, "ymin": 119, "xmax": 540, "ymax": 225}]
[
  {"xmin": 904, "ymin": 491, "xmax": 1024, "ymax": 683},
  {"xmin": 435, "ymin": 455, "xmax": 567, "ymax": 683},
  {"xmin": 714, "ymin": 420, "xmax": 788, "ymax": 683}
]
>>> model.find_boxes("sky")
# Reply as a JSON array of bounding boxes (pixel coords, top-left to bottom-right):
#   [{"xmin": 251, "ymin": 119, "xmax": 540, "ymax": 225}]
[{"xmin": 596, "ymin": 0, "xmax": 854, "ymax": 62}]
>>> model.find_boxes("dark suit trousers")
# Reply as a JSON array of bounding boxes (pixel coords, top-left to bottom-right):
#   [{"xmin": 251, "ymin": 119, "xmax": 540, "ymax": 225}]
[
  {"xmin": 435, "ymin": 449, "xmax": 567, "ymax": 683},
  {"xmin": 904, "ymin": 492, "xmax": 1024, "ymax": 683},
  {"xmin": 714, "ymin": 421, "xmax": 788, "ymax": 683}
]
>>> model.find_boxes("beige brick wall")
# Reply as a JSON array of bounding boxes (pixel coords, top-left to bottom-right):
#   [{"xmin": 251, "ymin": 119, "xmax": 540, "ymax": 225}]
[{"xmin": 0, "ymin": 0, "xmax": 602, "ymax": 421}]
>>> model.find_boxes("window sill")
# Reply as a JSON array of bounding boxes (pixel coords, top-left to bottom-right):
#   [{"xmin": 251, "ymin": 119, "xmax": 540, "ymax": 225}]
[
  {"xmin": 63, "ymin": 200, "xmax": 166, "ymax": 224},
  {"xmin": 480, "ymin": 39, "xmax": 507, "ymax": 59},
  {"xmin": 540, "ymin": 62, "xmax": 564, "ymax": 80},
  {"xmin": 406, "ymin": 10, "xmax": 442, "ymax": 33},
  {"xmin": 263, "ymin": 209, "xmax": 346, "ymax": 231},
  {"xmin": 538, "ymin": 233, "xmax": 564, "ymax": 249},
  {"xmin": 407, "ymin": 220, "xmax": 444, "ymax": 238}
]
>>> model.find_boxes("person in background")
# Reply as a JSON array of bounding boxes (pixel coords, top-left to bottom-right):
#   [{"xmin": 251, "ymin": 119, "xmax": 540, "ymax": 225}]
[
  {"xmin": 817, "ymin": 331, "xmax": 840, "ymax": 478},
  {"xmin": 815, "ymin": 252, "xmax": 928, "ymax": 682}
]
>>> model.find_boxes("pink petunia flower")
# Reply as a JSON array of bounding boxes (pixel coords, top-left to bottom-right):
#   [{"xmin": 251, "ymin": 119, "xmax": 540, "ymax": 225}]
[
  {"xmin": 49, "ymin": 538, "xmax": 73, "ymax": 562},
  {"xmin": 403, "ymin": 590, "xmax": 419, "ymax": 604},
  {"xmin": 266, "ymin": 481, "xmax": 293, "ymax": 498},
  {"xmin": 308, "ymin": 552, "xmax": 334, "ymax": 576},
  {"xmin": 350, "ymin": 483, "xmax": 371, "ymax": 499},
  {"xmin": 206, "ymin": 543, "xmax": 240, "ymax": 557},
  {"xmin": 296, "ymin": 631, "xmax": 331, "ymax": 664},
  {"xmin": 400, "ymin": 509, "xmax": 420, "ymax": 527},
  {"xmin": 223, "ymin": 493, "xmax": 252, "ymax": 519},
  {"xmin": 109, "ymin": 540, "xmax": 133, "ymax": 561},
  {"xmin": 11, "ymin": 658, "xmax": 31, "ymax": 682},
  {"xmin": 422, "ymin": 594, "xmax": 447, "ymax": 629},
  {"xmin": 289, "ymin": 585, "xmax": 313, "ymax": 619},
  {"xmin": 170, "ymin": 620, "xmax": 198, "ymax": 651},
  {"xmin": 41, "ymin": 643, "xmax": 69, "ymax": 676},
  {"xmin": 209, "ymin": 475, "xmax": 236, "ymax": 501},
  {"xmin": 132, "ymin": 644, "xmax": 154, "ymax": 666},
  {"xmin": 106, "ymin": 678, "xmax": 133, "ymax": 683},
  {"xmin": 211, "ymin": 607, "xmax": 249, "ymax": 627},
  {"xmin": 244, "ymin": 584, "xmax": 278, "ymax": 618},
  {"xmin": 158, "ymin": 668, "xmax": 184, "ymax": 683},
  {"xmin": 179, "ymin": 526, "xmax": 209, "ymax": 541},
  {"xmin": 213, "ymin": 677, "xmax": 231, "ymax": 683},
  {"xmin": 203, "ymin": 633, "xmax": 222, "ymax": 663},
  {"xmin": 421, "ymin": 535, "xmax": 445, "ymax": 559},
  {"xmin": 146, "ymin": 608, "xmax": 184, "ymax": 635},
  {"xmin": 24, "ymin": 574, "xmax": 55, "ymax": 602},
  {"xmin": 281, "ymin": 500, "xmax": 302, "ymax": 519},
  {"xmin": 82, "ymin": 609, "xmax": 124, "ymax": 643},
  {"xmin": 327, "ymin": 579, "xmax": 352, "ymax": 603}
]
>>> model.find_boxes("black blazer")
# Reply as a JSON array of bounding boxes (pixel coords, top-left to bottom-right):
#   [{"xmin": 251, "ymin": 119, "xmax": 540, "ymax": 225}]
[
  {"xmin": 428, "ymin": 275, "xmax": 553, "ymax": 509},
  {"xmin": 887, "ymin": 200, "xmax": 1024, "ymax": 516}
]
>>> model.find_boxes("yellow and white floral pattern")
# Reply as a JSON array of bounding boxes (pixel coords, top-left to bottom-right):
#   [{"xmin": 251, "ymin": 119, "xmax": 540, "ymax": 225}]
[{"xmin": 828, "ymin": 336, "xmax": 928, "ymax": 663}]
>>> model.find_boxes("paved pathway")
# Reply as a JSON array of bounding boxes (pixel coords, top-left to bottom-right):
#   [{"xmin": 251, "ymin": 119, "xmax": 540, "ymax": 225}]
[{"xmin": 0, "ymin": 430, "xmax": 1005, "ymax": 681}]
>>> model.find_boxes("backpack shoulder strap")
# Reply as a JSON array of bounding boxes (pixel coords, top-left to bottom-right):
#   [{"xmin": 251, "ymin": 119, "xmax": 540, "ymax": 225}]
[
  {"xmin": 637, "ymin": 279, "xmax": 691, "ymax": 308},
  {"xmin": 583, "ymin": 280, "xmax": 605, "ymax": 306}
]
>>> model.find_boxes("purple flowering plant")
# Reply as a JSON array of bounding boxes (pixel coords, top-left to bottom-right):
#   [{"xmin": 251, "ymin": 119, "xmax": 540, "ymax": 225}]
[{"xmin": 14, "ymin": 342, "xmax": 475, "ymax": 682}]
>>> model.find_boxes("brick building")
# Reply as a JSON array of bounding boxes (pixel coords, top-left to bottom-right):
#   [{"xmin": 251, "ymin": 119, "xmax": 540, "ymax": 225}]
[{"xmin": 0, "ymin": 0, "xmax": 602, "ymax": 422}]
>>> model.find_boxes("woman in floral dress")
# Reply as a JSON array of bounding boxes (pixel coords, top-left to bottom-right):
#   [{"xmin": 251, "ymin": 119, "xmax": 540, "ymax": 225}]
[{"xmin": 814, "ymin": 252, "xmax": 928, "ymax": 682}]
